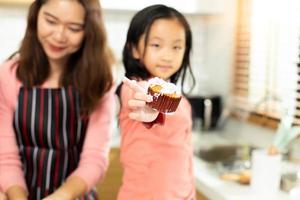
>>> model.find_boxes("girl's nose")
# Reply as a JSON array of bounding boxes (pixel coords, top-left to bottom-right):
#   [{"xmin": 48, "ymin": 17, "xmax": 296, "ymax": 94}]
[{"xmin": 162, "ymin": 48, "xmax": 173, "ymax": 61}]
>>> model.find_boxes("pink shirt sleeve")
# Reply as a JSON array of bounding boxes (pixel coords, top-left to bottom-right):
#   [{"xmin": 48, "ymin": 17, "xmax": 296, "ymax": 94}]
[
  {"xmin": 69, "ymin": 87, "xmax": 115, "ymax": 191},
  {"xmin": 0, "ymin": 59, "xmax": 27, "ymax": 192}
]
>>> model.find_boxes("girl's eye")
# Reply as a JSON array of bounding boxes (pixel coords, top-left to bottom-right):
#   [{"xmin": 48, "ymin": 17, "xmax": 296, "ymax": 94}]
[{"xmin": 174, "ymin": 46, "xmax": 182, "ymax": 50}]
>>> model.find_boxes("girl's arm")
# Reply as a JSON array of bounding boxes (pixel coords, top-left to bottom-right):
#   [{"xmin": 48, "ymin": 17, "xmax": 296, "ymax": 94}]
[
  {"xmin": 44, "ymin": 88, "xmax": 116, "ymax": 199},
  {"xmin": 0, "ymin": 61, "xmax": 28, "ymax": 199}
]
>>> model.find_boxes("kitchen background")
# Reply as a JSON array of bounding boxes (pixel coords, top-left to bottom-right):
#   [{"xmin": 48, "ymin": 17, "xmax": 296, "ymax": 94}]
[
  {"xmin": 0, "ymin": 0, "xmax": 236, "ymax": 98},
  {"xmin": 1, "ymin": 0, "xmax": 300, "ymax": 199}
]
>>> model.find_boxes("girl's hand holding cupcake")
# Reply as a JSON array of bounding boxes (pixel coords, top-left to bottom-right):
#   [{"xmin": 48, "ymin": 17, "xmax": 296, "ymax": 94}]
[{"xmin": 123, "ymin": 77, "xmax": 159, "ymax": 122}]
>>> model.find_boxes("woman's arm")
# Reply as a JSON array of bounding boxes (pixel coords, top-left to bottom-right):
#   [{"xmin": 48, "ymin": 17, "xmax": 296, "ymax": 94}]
[
  {"xmin": 42, "ymin": 176, "xmax": 86, "ymax": 200},
  {"xmin": 0, "ymin": 61, "xmax": 28, "ymax": 199},
  {"xmin": 45, "ymin": 88, "xmax": 116, "ymax": 199},
  {"xmin": 6, "ymin": 186, "xmax": 27, "ymax": 200},
  {"xmin": 0, "ymin": 191, "xmax": 6, "ymax": 200}
]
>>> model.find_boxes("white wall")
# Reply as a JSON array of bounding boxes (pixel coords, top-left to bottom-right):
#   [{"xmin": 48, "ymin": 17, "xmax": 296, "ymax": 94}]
[
  {"xmin": 0, "ymin": 0, "xmax": 237, "ymax": 98},
  {"xmin": 0, "ymin": 5, "xmax": 28, "ymax": 62},
  {"xmin": 203, "ymin": 0, "xmax": 237, "ymax": 98}
]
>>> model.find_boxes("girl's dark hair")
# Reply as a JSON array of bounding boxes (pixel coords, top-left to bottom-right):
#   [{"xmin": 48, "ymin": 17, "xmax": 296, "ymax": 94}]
[
  {"xmin": 123, "ymin": 4, "xmax": 195, "ymax": 94},
  {"xmin": 16, "ymin": 0, "xmax": 113, "ymax": 114}
]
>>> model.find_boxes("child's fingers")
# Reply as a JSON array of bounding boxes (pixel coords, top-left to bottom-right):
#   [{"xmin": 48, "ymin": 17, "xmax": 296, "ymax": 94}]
[
  {"xmin": 129, "ymin": 108, "xmax": 159, "ymax": 122},
  {"xmin": 128, "ymin": 112, "xmax": 140, "ymax": 120},
  {"xmin": 123, "ymin": 77, "xmax": 152, "ymax": 102},
  {"xmin": 128, "ymin": 99, "xmax": 146, "ymax": 108},
  {"xmin": 134, "ymin": 92, "xmax": 153, "ymax": 102},
  {"xmin": 123, "ymin": 77, "xmax": 147, "ymax": 93}
]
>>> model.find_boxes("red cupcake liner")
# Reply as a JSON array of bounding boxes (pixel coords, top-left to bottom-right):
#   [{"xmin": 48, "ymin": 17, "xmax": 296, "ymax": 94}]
[{"xmin": 147, "ymin": 88, "xmax": 181, "ymax": 113}]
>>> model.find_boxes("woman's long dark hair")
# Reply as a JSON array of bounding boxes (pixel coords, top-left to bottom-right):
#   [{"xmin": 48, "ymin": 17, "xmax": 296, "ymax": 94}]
[
  {"xmin": 123, "ymin": 4, "xmax": 195, "ymax": 95},
  {"xmin": 16, "ymin": 0, "xmax": 113, "ymax": 114}
]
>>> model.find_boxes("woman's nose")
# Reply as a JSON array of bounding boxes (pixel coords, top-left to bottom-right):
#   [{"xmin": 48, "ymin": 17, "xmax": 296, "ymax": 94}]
[{"xmin": 53, "ymin": 26, "xmax": 67, "ymax": 43}]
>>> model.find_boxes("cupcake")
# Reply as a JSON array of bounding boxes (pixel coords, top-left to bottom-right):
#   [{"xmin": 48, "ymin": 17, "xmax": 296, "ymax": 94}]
[{"xmin": 147, "ymin": 77, "xmax": 182, "ymax": 113}]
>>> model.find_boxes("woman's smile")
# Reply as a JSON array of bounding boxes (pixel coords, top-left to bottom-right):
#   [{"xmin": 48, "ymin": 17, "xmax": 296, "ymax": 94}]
[{"xmin": 47, "ymin": 43, "xmax": 66, "ymax": 53}]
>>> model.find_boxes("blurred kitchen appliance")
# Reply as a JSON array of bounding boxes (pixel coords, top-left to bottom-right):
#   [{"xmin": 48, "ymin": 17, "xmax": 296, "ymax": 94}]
[
  {"xmin": 188, "ymin": 95, "xmax": 222, "ymax": 130},
  {"xmin": 281, "ymin": 172, "xmax": 300, "ymax": 192}
]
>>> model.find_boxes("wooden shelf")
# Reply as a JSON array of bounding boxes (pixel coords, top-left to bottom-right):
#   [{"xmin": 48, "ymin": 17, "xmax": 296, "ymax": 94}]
[{"xmin": 0, "ymin": 0, "xmax": 33, "ymax": 6}]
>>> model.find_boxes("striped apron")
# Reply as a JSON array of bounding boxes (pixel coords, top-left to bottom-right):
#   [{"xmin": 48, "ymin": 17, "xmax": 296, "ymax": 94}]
[{"xmin": 13, "ymin": 87, "xmax": 98, "ymax": 200}]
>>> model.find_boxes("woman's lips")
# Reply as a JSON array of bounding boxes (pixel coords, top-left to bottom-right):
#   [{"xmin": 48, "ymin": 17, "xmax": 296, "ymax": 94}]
[{"xmin": 48, "ymin": 44, "xmax": 66, "ymax": 52}]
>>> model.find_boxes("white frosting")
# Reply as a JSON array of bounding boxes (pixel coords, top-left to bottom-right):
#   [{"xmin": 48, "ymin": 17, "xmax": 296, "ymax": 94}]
[{"xmin": 148, "ymin": 77, "xmax": 181, "ymax": 95}]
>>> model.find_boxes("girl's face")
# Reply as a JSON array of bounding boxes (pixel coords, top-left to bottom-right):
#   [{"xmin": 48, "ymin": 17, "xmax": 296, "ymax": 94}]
[
  {"xmin": 133, "ymin": 18, "xmax": 186, "ymax": 80},
  {"xmin": 37, "ymin": 0, "xmax": 85, "ymax": 65}
]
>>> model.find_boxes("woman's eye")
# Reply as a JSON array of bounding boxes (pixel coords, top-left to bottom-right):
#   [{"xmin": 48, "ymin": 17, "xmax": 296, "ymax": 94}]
[
  {"xmin": 46, "ymin": 19, "xmax": 56, "ymax": 25},
  {"xmin": 68, "ymin": 27, "xmax": 82, "ymax": 33}
]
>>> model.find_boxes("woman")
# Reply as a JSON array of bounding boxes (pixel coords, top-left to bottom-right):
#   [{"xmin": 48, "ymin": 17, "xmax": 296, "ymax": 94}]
[{"xmin": 0, "ymin": 0, "xmax": 114, "ymax": 199}]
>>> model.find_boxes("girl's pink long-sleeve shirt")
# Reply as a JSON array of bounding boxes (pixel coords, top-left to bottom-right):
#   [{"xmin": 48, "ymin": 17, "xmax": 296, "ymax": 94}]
[
  {"xmin": 117, "ymin": 82, "xmax": 195, "ymax": 200},
  {"xmin": 0, "ymin": 59, "xmax": 115, "ymax": 192}
]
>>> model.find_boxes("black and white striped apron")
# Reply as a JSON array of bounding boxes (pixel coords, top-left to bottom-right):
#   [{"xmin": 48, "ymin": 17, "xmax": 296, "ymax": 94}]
[{"xmin": 13, "ymin": 87, "xmax": 98, "ymax": 200}]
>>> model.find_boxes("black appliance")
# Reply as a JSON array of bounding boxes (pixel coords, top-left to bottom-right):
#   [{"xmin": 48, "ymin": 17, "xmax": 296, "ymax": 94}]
[{"xmin": 187, "ymin": 95, "xmax": 222, "ymax": 130}]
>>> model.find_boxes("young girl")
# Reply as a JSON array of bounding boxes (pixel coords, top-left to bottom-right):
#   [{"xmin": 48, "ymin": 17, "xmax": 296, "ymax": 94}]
[
  {"xmin": 0, "ymin": 0, "xmax": 114, "ymax": 199},
  {"xmin": 117, "ymin": 4, "xmax": 196, "ymax": 200}
]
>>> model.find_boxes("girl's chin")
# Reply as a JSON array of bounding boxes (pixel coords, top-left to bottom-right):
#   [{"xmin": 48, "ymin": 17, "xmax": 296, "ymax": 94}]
[{"xmin": 155, "ymin": 74, "xmax": 171, "ymax": 80}]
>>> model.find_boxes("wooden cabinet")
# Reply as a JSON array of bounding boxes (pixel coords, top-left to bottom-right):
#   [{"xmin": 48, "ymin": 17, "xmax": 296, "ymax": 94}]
[
  {"xmin": 196, "ymin": 190, "xmax": 210, "ymax": 200},
  {"xmin": 0, "ymin": 0, "xmax": 33, "ymax": 5}
]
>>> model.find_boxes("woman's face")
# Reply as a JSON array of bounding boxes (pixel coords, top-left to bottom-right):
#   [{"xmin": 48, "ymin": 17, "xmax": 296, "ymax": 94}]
[
  {"xmin": 133, "ymin": 18, "xmax": 186, "ymax": 80},
  {"xmin": 37, "ymin": 0, "xmax": 86, "ymax": 64}
]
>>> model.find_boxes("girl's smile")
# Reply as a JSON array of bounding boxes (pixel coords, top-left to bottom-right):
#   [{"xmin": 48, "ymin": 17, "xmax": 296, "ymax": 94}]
[{"xmin": 156, "ymin": 65, "xmax": 173, "ymax": 73}]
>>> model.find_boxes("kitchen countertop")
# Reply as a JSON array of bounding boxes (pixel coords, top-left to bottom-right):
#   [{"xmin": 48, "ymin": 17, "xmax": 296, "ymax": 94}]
[
  {"xmin": 192, "ymin": 132, "xmax": 291, "ymax": 200},
  {"xmin": 193, "ymin": 156, "xmax": 289, "ymax": 200},
  {"xmin": 110, "ymin": 118, "xmax": 298, "ymax": 200}
]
